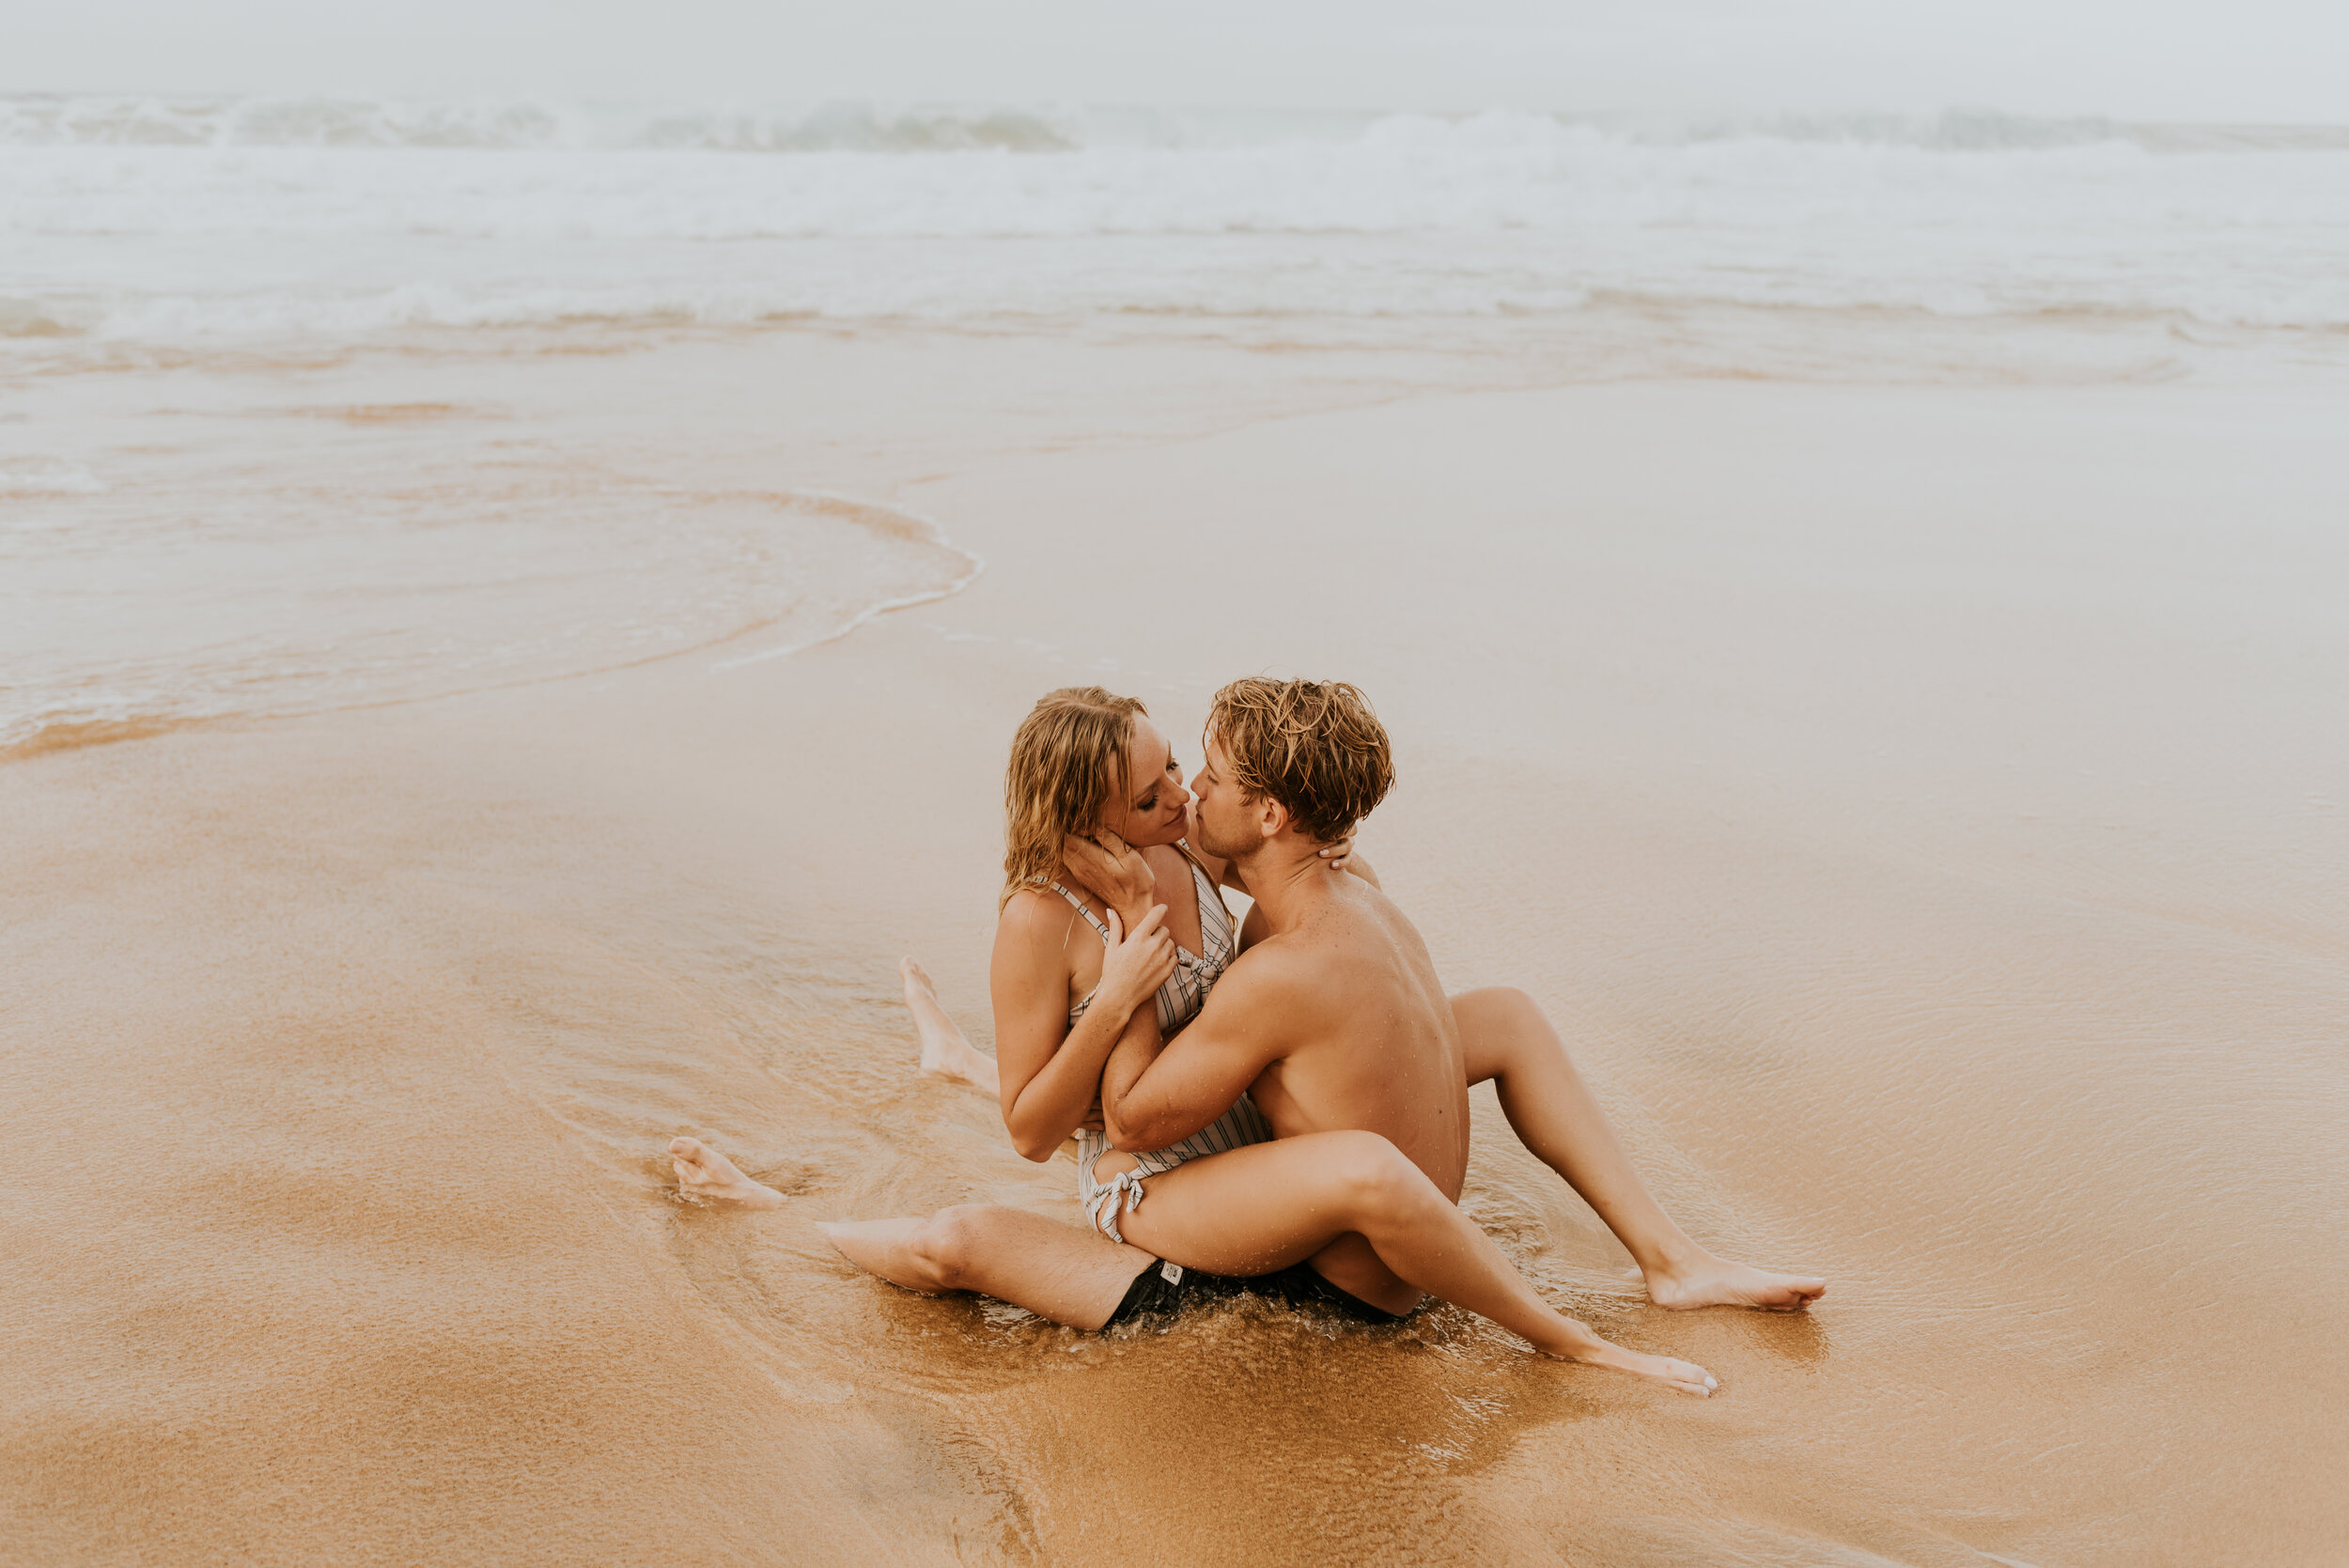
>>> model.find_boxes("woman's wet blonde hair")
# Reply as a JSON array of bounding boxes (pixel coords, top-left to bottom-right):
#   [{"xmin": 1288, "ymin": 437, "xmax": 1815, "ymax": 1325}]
[{"xmin": 1000, "ymin": 686, "xmax": 1148, "ymax": 910}]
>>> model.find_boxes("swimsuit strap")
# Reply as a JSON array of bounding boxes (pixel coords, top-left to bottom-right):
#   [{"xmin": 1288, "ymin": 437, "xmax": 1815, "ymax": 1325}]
[
  {"xmin": 1046, "ymin": 880, "xmax": 1115, "ymax": 945},
  {"xmin": 1184, "ymin": 860, "xmax": 1235, "ymax": 966}
]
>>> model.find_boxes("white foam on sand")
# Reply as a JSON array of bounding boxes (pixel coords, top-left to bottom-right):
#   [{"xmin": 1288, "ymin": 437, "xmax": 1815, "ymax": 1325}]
[{"xmin": 0, "ymin": 480, "xmax": 979, "ymax": 759}]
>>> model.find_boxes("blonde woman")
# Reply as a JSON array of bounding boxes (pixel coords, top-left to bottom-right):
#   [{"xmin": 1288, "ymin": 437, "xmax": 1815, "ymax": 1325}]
[{"xmin": 672, "ymin": 687, "xmax": 1821, "ymax": 1393}]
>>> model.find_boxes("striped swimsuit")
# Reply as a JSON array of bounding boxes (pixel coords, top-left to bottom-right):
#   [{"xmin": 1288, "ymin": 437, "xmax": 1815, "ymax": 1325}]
[{"xmin": 1050, "ymin": 854, "xmax": 1273, "ymax": 1243}]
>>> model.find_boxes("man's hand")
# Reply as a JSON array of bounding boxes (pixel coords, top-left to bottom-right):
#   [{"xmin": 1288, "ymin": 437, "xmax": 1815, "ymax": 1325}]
[{"xmin": 1062, "ymin": 830, "xmax": 1157, "ymax": 928}]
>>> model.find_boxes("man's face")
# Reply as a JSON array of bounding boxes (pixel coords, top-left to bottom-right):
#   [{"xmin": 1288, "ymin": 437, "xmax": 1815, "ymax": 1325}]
[{"xmin": 1187, "ymin": 731, "xmax": 1260, "ymax": 861}]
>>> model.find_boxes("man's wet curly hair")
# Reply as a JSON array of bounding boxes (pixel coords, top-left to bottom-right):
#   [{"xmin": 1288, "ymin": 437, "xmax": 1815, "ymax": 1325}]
[{"xmin": 1207, "ymin": 677, "xmax": 1394, "ymax": 845}]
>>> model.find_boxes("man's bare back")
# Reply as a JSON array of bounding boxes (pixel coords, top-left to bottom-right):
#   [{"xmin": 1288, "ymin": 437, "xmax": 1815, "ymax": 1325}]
[{"xmin": 1229, "ymin": 877, "xmax": 1470, "ymax": 1195}]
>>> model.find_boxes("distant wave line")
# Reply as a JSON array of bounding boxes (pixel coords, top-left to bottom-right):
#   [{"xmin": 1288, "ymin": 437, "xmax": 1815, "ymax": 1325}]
[{"xmin": 5, "ymin": 94, "xmax": 2345, "ymax": 155}]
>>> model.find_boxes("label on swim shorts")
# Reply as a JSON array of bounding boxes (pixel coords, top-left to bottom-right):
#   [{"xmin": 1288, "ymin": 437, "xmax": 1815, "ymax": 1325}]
[{"xmin": 1160, "ymin": 1261, "xmax": 1184, "ymax": 1285}]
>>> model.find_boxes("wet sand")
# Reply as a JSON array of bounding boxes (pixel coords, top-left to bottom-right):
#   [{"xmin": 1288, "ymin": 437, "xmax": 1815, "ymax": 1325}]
[{"xmin": 5, "ymin": 345, "xmax": 2345, "ymax": 1564}]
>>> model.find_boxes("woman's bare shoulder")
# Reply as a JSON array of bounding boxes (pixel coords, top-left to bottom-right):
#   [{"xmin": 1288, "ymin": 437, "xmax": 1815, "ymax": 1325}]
[{"xmin": 998, "ymin": 886, "xmax": 1076, "ymax": 943}]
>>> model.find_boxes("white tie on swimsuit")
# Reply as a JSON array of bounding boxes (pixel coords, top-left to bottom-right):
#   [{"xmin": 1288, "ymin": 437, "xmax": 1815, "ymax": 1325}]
[{"xmin": 1052, "ymin": 852, "xmax": 1272, "ymax": 1243}]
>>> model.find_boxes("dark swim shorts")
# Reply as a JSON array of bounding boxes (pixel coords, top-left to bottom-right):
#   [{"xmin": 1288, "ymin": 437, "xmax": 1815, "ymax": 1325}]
[{"xmin": 1106, "ymin": 1258, "xmax": 1416, "ymax": 1328}]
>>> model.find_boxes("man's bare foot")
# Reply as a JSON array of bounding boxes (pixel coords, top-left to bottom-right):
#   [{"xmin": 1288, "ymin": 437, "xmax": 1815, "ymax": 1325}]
[
  {"xmin": 903, "ymin": 956, "xmax": 1002, "ymax": 1094},
  {"xmin": 1640, "ymin": 1255, "xmax": 1828, "ymax": 1312},
  {"xmin": 1533, "ymin": 1313, "xmax": 1717, "ymax": 1395},
  {"xmin": 670, "ymin": 1137, "xmax": 787, "ymax": 1209},
  {"xmin": 1547, "ymin": 1333, "xmax": 1718, "ymax": 1396}
]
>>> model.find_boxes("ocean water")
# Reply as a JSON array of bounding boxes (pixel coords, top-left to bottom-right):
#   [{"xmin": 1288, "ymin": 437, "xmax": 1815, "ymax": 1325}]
[
  {"xmin": 7, "ymin": 97, "xmax": 2349, "ymax": 340},
  {"xmin": 6, "ymin": 95, "xmax": 2344, "ymax": 753}
]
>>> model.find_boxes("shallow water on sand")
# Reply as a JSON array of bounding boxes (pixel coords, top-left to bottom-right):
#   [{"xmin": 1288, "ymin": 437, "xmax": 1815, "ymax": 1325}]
[{"xmin": 4, "ymin": 331, "xmax": 2344, "ymax": 1565}]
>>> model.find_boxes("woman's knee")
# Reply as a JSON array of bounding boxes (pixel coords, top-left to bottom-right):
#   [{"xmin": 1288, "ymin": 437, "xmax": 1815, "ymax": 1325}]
[
  {"xmin": 908, "ymin": 1205, "xmax": 987, "ymax": 1291},
  {"xmin": 1456, "ymin": 986, "xmax": 1563, "ymax": 1084},
  {"xmin": 1458, "ymin": 985, "xmax": 1542, "ymax": 1032}
]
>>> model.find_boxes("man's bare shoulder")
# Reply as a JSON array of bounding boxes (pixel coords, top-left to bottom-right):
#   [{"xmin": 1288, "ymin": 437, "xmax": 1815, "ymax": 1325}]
[
  {"xmin": 1213, "ymin": 926, "xmax": 1350, "ymax": 1011},
  {"xmin": 1329, "ymin": 874, "xmax": 1435, "ymax": 956}
]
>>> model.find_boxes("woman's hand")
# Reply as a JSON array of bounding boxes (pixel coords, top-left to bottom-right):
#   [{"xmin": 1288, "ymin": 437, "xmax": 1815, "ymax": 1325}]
[
  {"xmin": 1097, "ymin": 904, "xmax": 1177, "ymax": 1014},
  {"xmin": 1062, "ymin": 829, "xmax": 1157, "ymax": 929},
  {"xmin": 1316, "ymin": 835, "xmax": 1356, "ymax": 872}
]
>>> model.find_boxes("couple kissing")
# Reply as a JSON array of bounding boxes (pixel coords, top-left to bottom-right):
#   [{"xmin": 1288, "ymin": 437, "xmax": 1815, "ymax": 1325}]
[{"xmin": 673, "ymin": 676, "xmax": 1824, "ymax": 1396}]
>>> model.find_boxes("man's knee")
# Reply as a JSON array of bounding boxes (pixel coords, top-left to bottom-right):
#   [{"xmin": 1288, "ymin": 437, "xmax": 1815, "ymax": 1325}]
[
  {"xmin": 909, "ymin": 1206, "xmax": 986, "ymax": 1291},
  {"xmin": 1323, "ymin": 1131, "xmax": 1434, "ymax": 1221}
]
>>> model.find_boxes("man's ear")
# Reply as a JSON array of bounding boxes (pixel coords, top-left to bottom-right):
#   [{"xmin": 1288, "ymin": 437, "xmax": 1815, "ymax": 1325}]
[{"xmin": 1256, "ymin": 795, "xmax": 1290, "ymax": 842}]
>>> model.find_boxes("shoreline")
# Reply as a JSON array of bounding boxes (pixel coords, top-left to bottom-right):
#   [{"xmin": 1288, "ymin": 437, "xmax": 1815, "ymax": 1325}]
[{"xmin": 5, "ymin": 366, "xmax": 2344, "ymax": 1564}]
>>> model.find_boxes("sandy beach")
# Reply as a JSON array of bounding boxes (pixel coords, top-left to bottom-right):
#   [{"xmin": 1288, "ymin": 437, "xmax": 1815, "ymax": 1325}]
[{"xmin": 5, "ymin": 312, "xmax": 2344, "ymax": 1562}]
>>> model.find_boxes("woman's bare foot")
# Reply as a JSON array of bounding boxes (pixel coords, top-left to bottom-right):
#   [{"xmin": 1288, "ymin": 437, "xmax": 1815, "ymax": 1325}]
[
  {"xmin": 670, "ymin": 1137, "xmax": 787, "ymax": 1209},
  {"xmin": 903, "ymin": 957, "xmax": 1002, "ymax": 1094},
  {"xmin": 1640, "ymin": 1255, "xmax": 1828, "ymax": 1312}
]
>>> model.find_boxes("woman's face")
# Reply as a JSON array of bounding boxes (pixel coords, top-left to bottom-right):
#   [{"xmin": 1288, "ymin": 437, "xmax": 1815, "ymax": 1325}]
[{"xmin": 1097, "ymin": 716, "xmax": 1192, "ymax": 848}]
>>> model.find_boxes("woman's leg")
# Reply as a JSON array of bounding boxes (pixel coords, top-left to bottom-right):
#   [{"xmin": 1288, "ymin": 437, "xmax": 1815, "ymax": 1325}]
[
  {"xmin": 1112, "ymin": 1131, "xmax": 1717, "ymax": 1395},
  {"xmin": 902, "ymin": 957, "xmax": 1001, "ymax": 1094},
  {"xmin": 817, "ymin": 1208, "xmax": 1158, "ymax": 1331},
  {"xmin": 672, "ymin": 1137, "xmax": 1152, "ymax": 1330},
  {"xmin": 1451, "ymin": 986, "xmax": 1826, "ymax": 1312},
  {"xmin": 672, "ymin": 1136, "xmax": 788, "ymax": 1208}
]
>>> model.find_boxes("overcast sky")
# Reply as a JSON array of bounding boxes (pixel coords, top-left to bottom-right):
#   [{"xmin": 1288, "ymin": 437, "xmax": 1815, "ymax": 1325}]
[{"xmin": 13, "ymin": 0, "xmax": 2348, "ymax": 124}]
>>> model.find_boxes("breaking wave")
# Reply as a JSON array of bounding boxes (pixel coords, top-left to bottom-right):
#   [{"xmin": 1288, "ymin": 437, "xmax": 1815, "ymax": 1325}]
[{"xmin": 3, "ymin": 98, "xmax": 2344, "ymax": 351}]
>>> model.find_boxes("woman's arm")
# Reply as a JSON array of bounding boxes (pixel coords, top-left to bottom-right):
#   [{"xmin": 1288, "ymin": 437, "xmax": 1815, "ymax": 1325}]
[{"xmin": 989, "ymin": 895, "xmax": 1176, "ymax": 1162}]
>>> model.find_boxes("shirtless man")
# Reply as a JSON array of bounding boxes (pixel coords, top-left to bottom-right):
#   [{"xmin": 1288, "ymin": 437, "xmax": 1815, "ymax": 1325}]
[{"xmin": 1084, "ymin": 685, "xmax": 1506, "ymax": 1315}]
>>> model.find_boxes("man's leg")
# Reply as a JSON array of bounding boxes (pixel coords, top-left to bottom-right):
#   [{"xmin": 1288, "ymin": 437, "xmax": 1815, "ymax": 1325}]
[
  {"xmin": 818, "ymin": 1207, "xmax": 1159, "ymax": 1331},
  {"xmin": 1112, "ymin": 1131, "xmax": 1717, "ymax": 1395},
  {"xmin": 1451, "ymin": 986, "xmax": 1827, "ymax": 1312}
]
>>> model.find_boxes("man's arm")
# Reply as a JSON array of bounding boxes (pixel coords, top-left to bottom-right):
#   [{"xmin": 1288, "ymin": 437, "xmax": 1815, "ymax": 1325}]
[{"xmin": 1099, "ymin": 959, "xmax": 1292, "ymax": 1153}]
